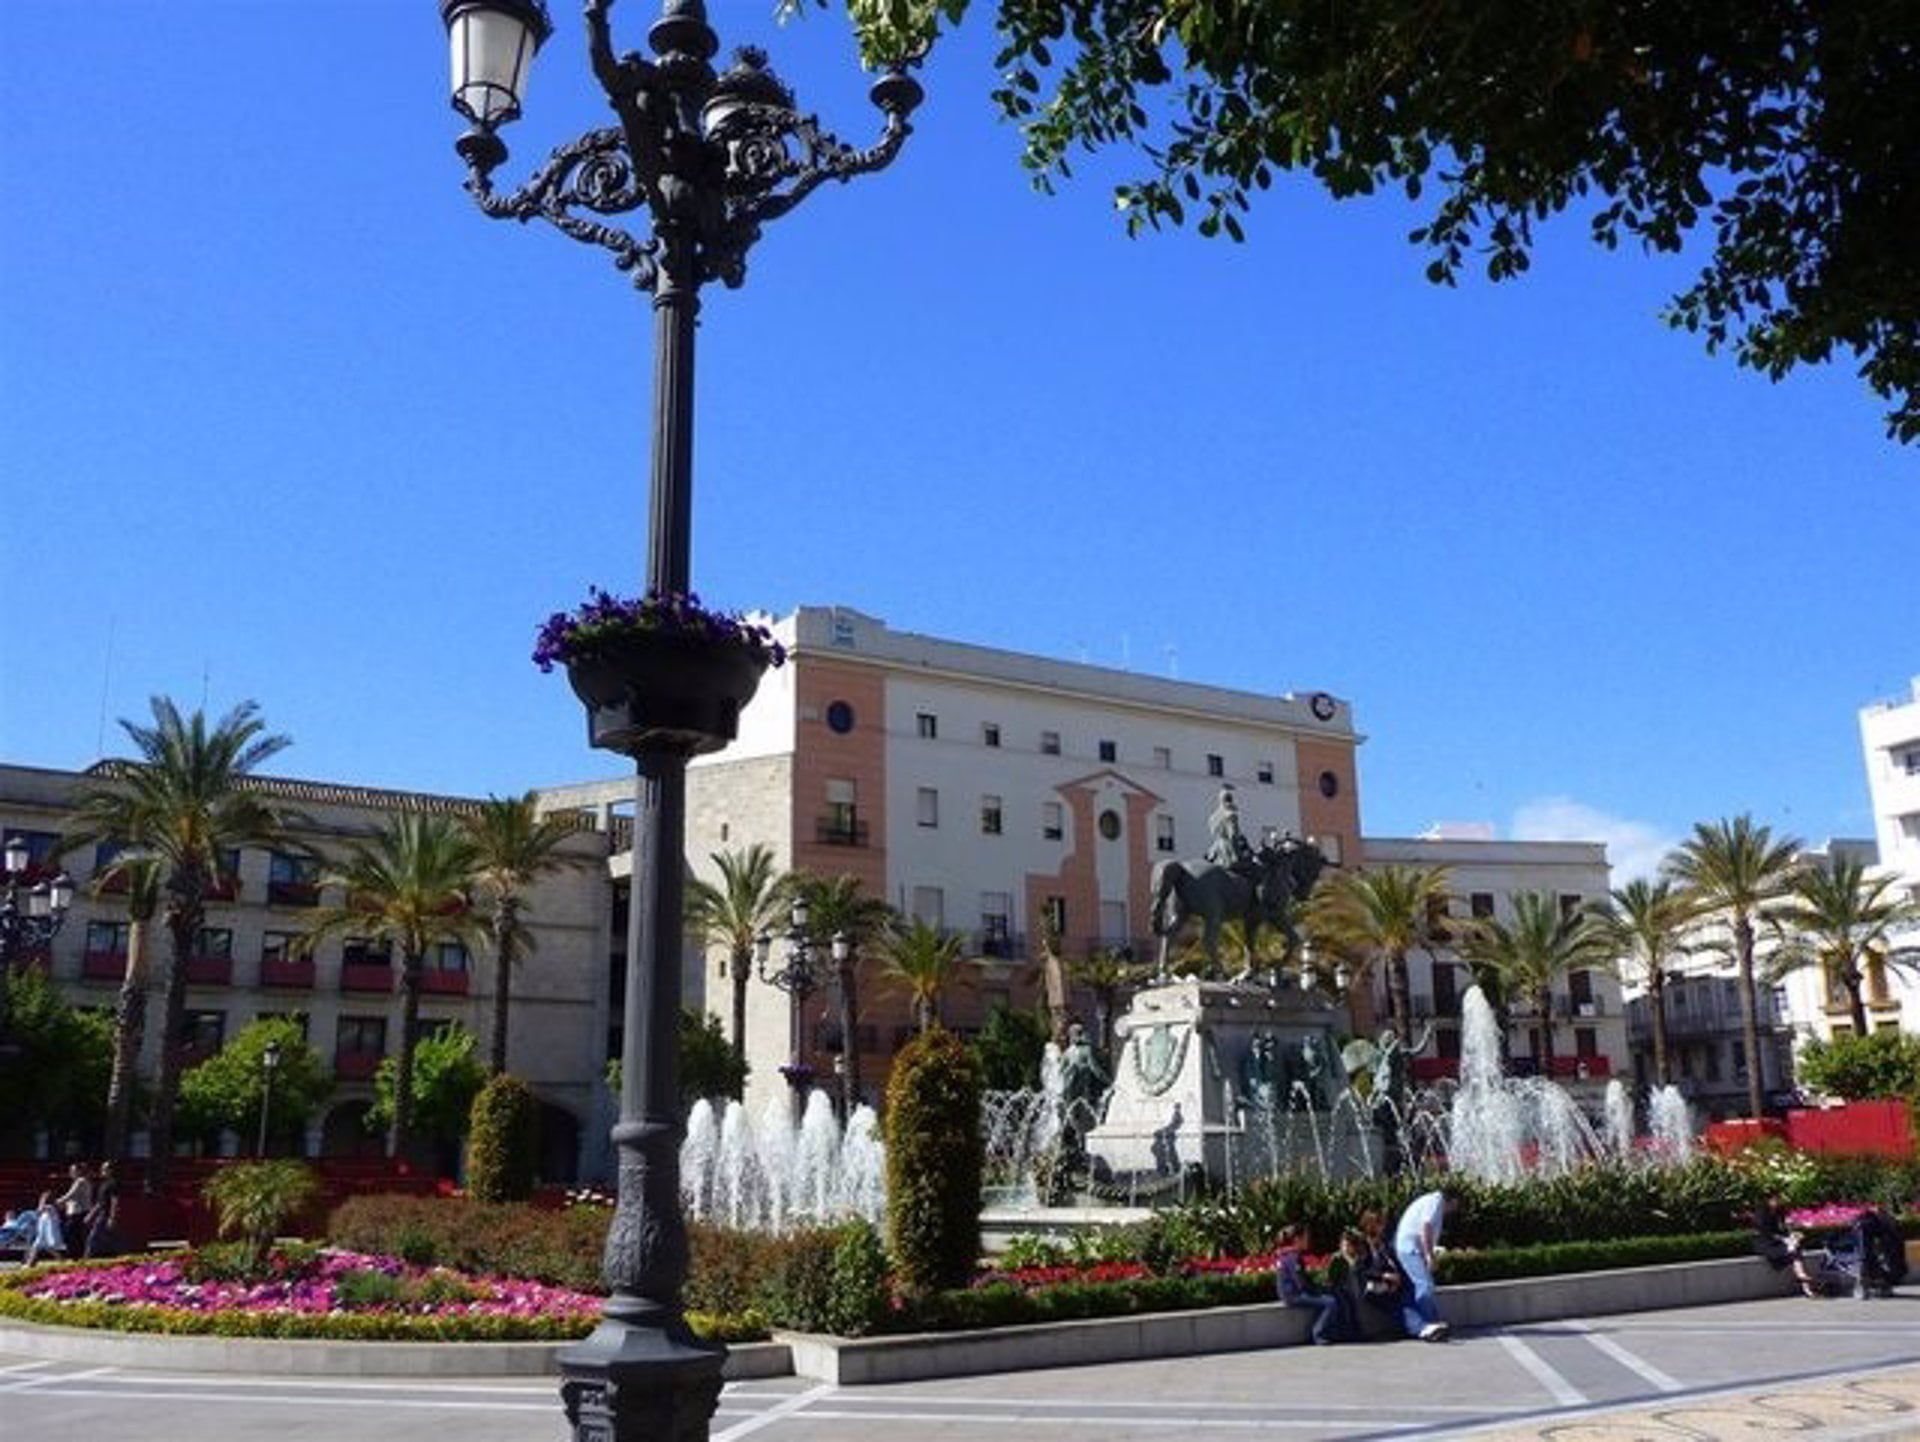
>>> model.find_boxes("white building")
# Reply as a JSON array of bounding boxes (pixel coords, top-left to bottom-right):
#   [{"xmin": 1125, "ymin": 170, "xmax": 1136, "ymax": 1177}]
[
  {"xmin": 1358, "ymin": 834, "xmax": 1628, "ymax": 1094},
  {"xmin": 1861, "ymin": 678, "xmax": 1920, "ymax": 897}
]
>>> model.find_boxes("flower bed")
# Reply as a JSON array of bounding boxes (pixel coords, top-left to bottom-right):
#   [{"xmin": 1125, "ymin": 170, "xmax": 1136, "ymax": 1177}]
[{"xmin": 0, "ymin": 1248, "xmax": 600, "ymax": 1342}]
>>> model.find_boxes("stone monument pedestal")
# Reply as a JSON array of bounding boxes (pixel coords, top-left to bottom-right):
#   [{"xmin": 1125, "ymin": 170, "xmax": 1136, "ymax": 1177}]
[{"xmin": 1084, "ymin": 978, "xmax": 1373, "ymax": 1188}]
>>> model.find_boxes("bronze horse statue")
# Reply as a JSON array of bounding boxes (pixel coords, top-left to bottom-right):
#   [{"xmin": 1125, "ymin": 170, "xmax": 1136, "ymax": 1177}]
[{"xmin": 1149, "ymin": 836, "xmax": 1328, "ymax": 980}]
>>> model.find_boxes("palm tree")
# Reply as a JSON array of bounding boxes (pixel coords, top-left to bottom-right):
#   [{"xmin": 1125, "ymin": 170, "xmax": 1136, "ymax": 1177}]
[
  {"xmin": 301, "ymin": 814, "xmax": 484, "ymax": 1159},
  {"xmin": 92, "ymin": 850, "xmax": 163, "ymax": 1161},
  {"xmin": 882, "ymin": 917, "xmax": 965, "ymax": 1033},
  {"xmin": 1459, "ymin": 891, "xmax": 1611, "ymax": 1068},
  {"xmin": 1771, "ymin": 854, "xmax": 1920, "ymax": 1038},
  {"xmin": 792, "ymin": 873, "xmax": 893, "ymax": 1117},
  {"xmin": 1589, "ymin": 878, "xmax": 1698, "ymax": 1088},
  {"xmin": 464, "ymin": 794, "xmax": 594, "ymax": 1075},
  {"xmin": 684, "ymin": 844, "xmax": 792, "ymax": 1072},
  {"xmin": 1663, "ymin": 814, "xmax": 1802, "ymax": 1118},
  {"xmin": 1310, "ymin": 865, "xmax": 1453, "ymax": 1044},
  {"xmin": 66, "ymin": 698, "xmax": 295, "ymax": 1184}
]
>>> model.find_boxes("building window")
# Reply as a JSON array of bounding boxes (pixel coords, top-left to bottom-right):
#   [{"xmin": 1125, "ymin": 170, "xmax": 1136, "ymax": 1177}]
[
  {"xmin": 911, "ymin": 886, "xmax": 944, "ymax": 928},
  {"xmin": 916, "ymin": 787, "xmax": 939, "ymax": 828},
  {"xmin": 181, "ymin": 1010, "xmax": 226, "ymax": 1053},
  {"xmin": 980, "ymin": 795, "xmax": 1003, "ymax": 835},
  {"xmin": 1042, "ymin": 895, "xmax": 1067, "ymax": 938},
  {"xmin": 1040, "ymin": 730, "xmax": 1061, "ymax": 756},
  {"xmin": 433, "ymin": 942, "xmax": 469, "ymax": 973},
  {"xmin": 916, "ymin": 712, "xmax": 938, "ymax": 740},
  {"xmin": 1097, "ymin": 809, "xmax": 1122, "ymax": 841},
  {"xmin": 1152, "ymin": 746, "xmax": 1172, "ymax": 769},
  {"xmin": 1575, "ymin": 1027, "xmax": 1599, "ymax": 1058},
  {"xmin": 261, "ymin": 931, "xmax": 300, "ymax": 963},
  {"xmin": 343, "ymin": 937, "xmax": 392, "ymax": 968},
  {"xmin": 826, "ymin": 700, "xmax": 856, "ymax": 734},
  {"xmin": 1155, "ymin": 815, "xmax": 1176, "ymax": 853},
  {"xmin": 1042, "ymin": 801, "xmax": 1065, "ymax": 841},
  {"xmin": 980, "ymin": 893, "xmax": 1012, "ymax": 955},
  {"xmin": 1318, "ymin": 770, "xmax": 1340, "ymax": 798},
  {"xmin": 1902, "ymin": 748, "xmax": 1920, "ymax": 776},
  {"xmin": 269, "ymin": 851, "xmax": 320, "ymax": 905},
  {"xmin": 1206, "ymin": 753, "xmax": 1224, "ymax": 778},
  {"xmin": 982, "ymin": 722, "xmax": 1000, "ymax": 748},
  {"xmin": 194, "ymin": 927, "xmax": 234, "ymax": 959},
  {"xmin": 1098, "ymin": 739, "xmax": 1117, "ymax": 763},
  {"xmin": 1256, "ymin": 760, "xmax": 1275, "ymax": 784},
  {"xmin": 85, "ymin": 920, "xmax": 130, "ymax": 954},
  {"xmin": 338, "ymin": 1015, "xmax": 386, "ymax": 1055},
  {"xmin": 1470, "ymin": 892, "xmax": 1495, "ymax": 919}
]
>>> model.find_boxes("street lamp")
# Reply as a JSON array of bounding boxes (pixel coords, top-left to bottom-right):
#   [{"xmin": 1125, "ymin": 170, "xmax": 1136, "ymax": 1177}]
[
  {"xmin": 1, "ymin": 838, "xmax": 74, "ymax": 1054},
  {"xmin": 256, "ymin": 1041, "xmax": 283, "ymax": 1157},
  {"xmin": 757, "ymin": 896, "xmax": 821, "ymax": 1104},
  {"xmin": 438, "ymin": 6, "xmax": 921, "ymax": 1437}
]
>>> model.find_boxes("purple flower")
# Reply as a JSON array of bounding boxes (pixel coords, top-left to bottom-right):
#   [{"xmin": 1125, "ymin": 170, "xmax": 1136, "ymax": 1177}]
[{"xmin": 532, "ymin": 588, "xmax": 786, "ymax": 673}]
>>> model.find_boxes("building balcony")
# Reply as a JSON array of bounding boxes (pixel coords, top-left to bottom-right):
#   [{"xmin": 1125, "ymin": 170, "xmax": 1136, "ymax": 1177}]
[
  {"xmin": 259, "ymin": 958, "xmax": 316, "ymax": 990},
  {"xmin": 81, "ymin": 949, "xmax": 128, "ymax": 983},
  {"xmin": 205, "ymin": 875, "xmax": 239, "ymax": 903},
  {"xmin": 813, "ymin": 816, "xmax": 870, "ymax": 848},
  {"xmin": 421, "ymin": 969, "xmax": 470, "ymax": 996},
  {"xmin": 185, "ymin": 955, "xmax": 233, "ymax": 986},
  {"xmin": 268, "ymin": 880, "xmax": 320, "ymax": 907},
  {"xmin": 334, "ymin": 1051, "xmax": 382, "ymax": 1081},
  {"xmin": 975, "ymin": 931, "xmax": 1026, "ymax": 961},
  {"xmin": 340, "ymin": 962, "xmax": 394, "ymax": 994}
]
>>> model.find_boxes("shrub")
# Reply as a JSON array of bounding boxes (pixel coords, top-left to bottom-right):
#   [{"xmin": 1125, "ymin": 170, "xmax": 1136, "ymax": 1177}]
[
  {"xmin": 327, "ymin": 1195, "xmax": 610, "ymax": 1294},
  {"xmin": 1797, "ymin": 1031, "xmax": 1920, "ymax": 1102},
  {"xmin": 885, "ymin": 1027, "xmax": 985, "ymax": 1294},
  {"xmin": 202, "ymin": 1161, "xmax": 321, "ymax": 1272},
  {"xmin": 754, "ymin": 1227, "xmax": 843, "ymax": 1333},
  {"xmin": 826, "ymin": 1220, "xmax": 891, "ymax": 1337},
  {"xmin": 466, "ymin": 1072, "xmax": 539, "ymax": 1203}
]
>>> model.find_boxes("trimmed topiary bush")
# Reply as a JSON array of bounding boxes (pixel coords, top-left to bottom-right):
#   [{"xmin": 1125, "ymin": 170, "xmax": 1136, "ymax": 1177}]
[
  {"xmin": 884, "ymin": 1026, "xmax": 986, "ymax": 1294},
  {"xmin": 466, "ymin": 1072, "xmax": 538, "ymax": 1203}
]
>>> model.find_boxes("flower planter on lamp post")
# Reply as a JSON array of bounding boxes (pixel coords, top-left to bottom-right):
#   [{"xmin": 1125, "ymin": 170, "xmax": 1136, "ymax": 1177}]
[{"xmin": 438, "ymin": 4, "xmax": 920, "ymax": 1439}]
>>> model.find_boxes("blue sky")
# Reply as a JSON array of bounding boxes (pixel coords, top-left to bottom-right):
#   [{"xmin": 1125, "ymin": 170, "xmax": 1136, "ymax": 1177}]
[{"xmin": 2, "ymin": 3, "xmax": 1912, "ymax": 881}]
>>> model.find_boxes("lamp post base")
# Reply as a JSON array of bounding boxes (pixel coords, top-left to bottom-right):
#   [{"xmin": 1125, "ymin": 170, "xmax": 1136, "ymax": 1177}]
[{"xmin": 558, "ymin": 1313, "xmax": 725, "ymax": 1442}]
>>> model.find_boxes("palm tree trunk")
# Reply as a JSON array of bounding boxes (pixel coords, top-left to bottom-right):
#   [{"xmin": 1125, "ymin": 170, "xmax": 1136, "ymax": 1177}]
[
  {"xmin": 1649, "ymin": 970, "xmax": 1670, "ymax": 1088},
  {"xmin": 1844, "ymin": 958, "xmax": 1870, "ymax": 1038},
  {"xmin": 488, "ymin": 899, "xmax": 518, "ymax": 1074},
  {"xmin": 730, "ymin": 943, "xmax": 750, "ymax": 1070},
  {"xmin": 838, "ymin": 959, "xmax": 860, "ymax": 1118},
  {"xmin": 146, "ymin": 906, "xmax": 198, "ymax": 1191},
  {"xmin": 392, "ymin": 952, "xmax": 423, "ymax": 1160},
  {"xmin": 1536, "ymin": 986, "xmax": 1556, "ymax": 1067},
  {"xmin": 1386, "ymin": 949, "xmax": 1414, "ymax": 1045},
  {"xmin": 103, "ymin": 921, "xmax": 150, "ymax": 1161},
  {"xmin": 1736, "ymin": 913, "xmax": 1764, "ymax": 1118}
]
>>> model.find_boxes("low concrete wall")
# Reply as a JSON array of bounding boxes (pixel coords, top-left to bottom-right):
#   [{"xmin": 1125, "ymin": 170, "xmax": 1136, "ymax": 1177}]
[
  {"xmin": 777, "ymin": 1256, "xmax": 1801, "ymax": 1385},
  {"xmin": 0, "ymin": 1321, "xmax": 791, "ymax": 1381}
]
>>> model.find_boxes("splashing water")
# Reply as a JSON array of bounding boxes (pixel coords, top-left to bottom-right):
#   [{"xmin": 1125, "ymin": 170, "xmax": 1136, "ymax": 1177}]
[{"xmin": 679, "ymin": 1093, "xmax": 887, "ymax": 1233}]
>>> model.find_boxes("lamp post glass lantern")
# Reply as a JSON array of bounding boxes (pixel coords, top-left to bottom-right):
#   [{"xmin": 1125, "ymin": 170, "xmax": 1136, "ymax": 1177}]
[
  {"xmin": 437, "ymin": 3, "xmax": 920, "ymax": 1437},
  {"xmin": 257, "ymin": 1041, "xmax": 283, "ymax": 1157}
]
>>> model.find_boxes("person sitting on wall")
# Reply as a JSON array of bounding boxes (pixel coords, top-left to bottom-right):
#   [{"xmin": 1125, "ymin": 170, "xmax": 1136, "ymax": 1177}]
[
  {"xmin": 1354, "ymin": 1209, "xmax": 1408, "ymax": 1336},
  {"xmin": 23, "ymin": 1192, "xmax": 66, "ymax": 1266},
  {"xmin": 1753, "ymin": 1194, "xmax": 1826, "ymax": 1297},
  {"xmin": 1275, "ymin": 1224, "xmax": 1351, "ymax": 1345}
]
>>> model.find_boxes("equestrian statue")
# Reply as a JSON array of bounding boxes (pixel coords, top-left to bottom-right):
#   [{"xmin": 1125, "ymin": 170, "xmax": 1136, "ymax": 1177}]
[{"xmin": 1148, "ymin": 784, "xmax": 1331, "ymax": 981}]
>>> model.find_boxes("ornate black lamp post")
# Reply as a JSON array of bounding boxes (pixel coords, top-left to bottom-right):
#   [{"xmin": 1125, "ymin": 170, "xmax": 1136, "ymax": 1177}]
[
  {"xmin": 437, "ymin": 3, "xmax": 920, "ymax": 1437},
  {"xmin": 756, "ymin": 900, "xmax": 851, "ymax": 1111},
  {"xmin": 0, "ymin": 838, "xmax": 74, "ymax": 1053}
]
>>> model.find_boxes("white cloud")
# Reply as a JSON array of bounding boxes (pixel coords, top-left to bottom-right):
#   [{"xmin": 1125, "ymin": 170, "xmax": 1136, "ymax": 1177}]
[{"xmin": 1509, "ymin": 797, "xmax": 1679, "ymax": 885}]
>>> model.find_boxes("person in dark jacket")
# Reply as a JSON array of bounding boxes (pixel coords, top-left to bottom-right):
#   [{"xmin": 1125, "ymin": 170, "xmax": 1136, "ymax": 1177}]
[
  {"xmin": 1852, "ymin": 1205, "xmax": 1908, "ymax": 1298},
  {"xmin": 1276, "ymin": 1225, "xmax": 1351, "ymax": 1345}
]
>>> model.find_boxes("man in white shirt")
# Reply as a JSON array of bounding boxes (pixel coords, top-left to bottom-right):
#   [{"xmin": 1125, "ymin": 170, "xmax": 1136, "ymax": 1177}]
[{"xmin": 1393, "ymin": 1188, "xmax": 1456, "ymax": 1341}]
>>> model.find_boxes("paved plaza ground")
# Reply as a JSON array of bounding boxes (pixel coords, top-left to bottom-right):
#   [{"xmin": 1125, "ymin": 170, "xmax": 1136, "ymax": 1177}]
[{"xmin": 4, "ymin": 1293, "xmax": 1920, "ymax": 1440}]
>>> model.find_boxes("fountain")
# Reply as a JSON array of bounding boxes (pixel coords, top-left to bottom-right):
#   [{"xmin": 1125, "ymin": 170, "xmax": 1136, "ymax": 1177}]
[
  {"xmin": 680, "ymin": 1092, "xmax": 886, "ymax": 1232},
  {"xmin": 1647, "ymin": 1083, "xmax": 1696, "ymax": 1163}
]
